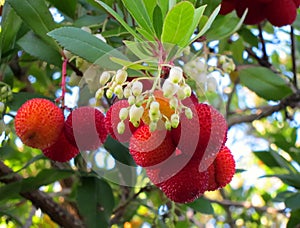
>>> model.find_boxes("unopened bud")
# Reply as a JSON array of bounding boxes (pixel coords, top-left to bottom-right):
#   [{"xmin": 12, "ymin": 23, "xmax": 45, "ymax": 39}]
[
  {"xmin": 222, "ymin": 61, "xmax": 235, "ymax": 73},
  {"xmin": 129, "ymin": 105, "xmax": 144, "ymax": 126},
  {"xmin": 114, "ymin": 85, "xmax": 123, "ymax": 99},
  {"xmin": 169, "ymin": 97, "xmax": 178, "ymax": 110},
  {"xmin": 162, "ymin": 79, "xmax": 178, "ymax": 98},
  {"xmin": 150, "ymin": 101, "xmax": 160, "ymax": 113},
  {"xmin": 149, "ymin": 111, "xmax": 161, "ymax": 122},
  {"xmin": 115, "ymin": 69, "xmax": 128, "ymax": 84},
  {"xmin": 119, "ymin": 108, "xmax": 129, "ymax": 120},
  {"xmin": 106, "ymin": 89, "xmax": 113, "ymax": 99},
  {"xmin": 128, "ymin": 95, "xmax": 135, "ymax": 105},
  {"xmin": 169, "ymin": 66, "xmax": 183, "ymax": 84},
  {"xmin": 149, "ymin": 122, "xmax": 157, "ymax": 132},
  {"xmin": 0, "ymin": 102, "xmax": 5, "ymax": 113},
  {"xmin": 219, "ymin": 55, "xmax": 226, "ymax": 64},
  {"xmin": 171, "ymin": 113, "xmax": 180, "ymax": 128},
  {"xmin": 165, "ymin": 120, "xmax": 172, "ymax": 130},
  {"xmin": 123, "ymin": 86, "xmax": 132, "ymax": 98},
  {"xmin": 1, "ymin": 86, "xmax": 7, "ymax": 93},
  {"xmin": 95, "ymin": 88, "xmax": 104, "ymax": 99},
  {"xmin": 183, "ymin": 84, "xmax": 192, "ymax": 97},
  {"xmin": 117, "ymin": 121, "xmax": 125, "ymax": 134},
  {"xmin": 185, "ymin": 107, "xmax": 193, "ymax": 119},
  {"xmin": 99, "ymin": 71, "xmax": 111, "ymax": 85},
  {"xmin": 131, "ymin": 81, "xmax": 143, "ymax": 96}
]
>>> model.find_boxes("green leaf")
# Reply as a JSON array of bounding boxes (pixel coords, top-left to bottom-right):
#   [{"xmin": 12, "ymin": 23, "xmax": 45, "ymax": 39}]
[
  {"xmin": 0, "ymin": 4, "xmax": 22, "ymax": 60},
  {"xmin": 104, "ymin": 136, "xmax": 136, "ymax": 166},
  {"xmin": 95, "ymin": 0, "xmax": 142, "ymax": 41},
  {"xmin": 110, "ymin": 57, "xmax": 154, "ymax": 71},
  {"xmin": 205, "ymin": 9, "xmax": 247, "ymax": 41},
  {"xmin": 161, "ymin": 1, "xmax": 194, "ymax": 46},
  {"xmin": 48, "ymin": 27, "xmax": 123, "ymax": 68},
  {"xmin": 253, "ymin": 151, "xmax": 281, "ymax": 168},
  {"xmin": 157, "ymin": 0, "xmax": 169, "ymax": 17},
  {"xmin": 124, "ymin": 41, "xmax": 154, "ymax": 60},
  {"xmin": 121, "ymin": 0, "xmax": 154, "ymax": 36},
  {"xmin": 239, "ymin": 67, "xmax": 293, "ymax": 101},
  {"xmin": 18, "ymin": 31, "xmax": 62, "ymax": 66},
  {"xmin": 180, "ymin": 5, "xmax": 206, "ymax": 47},
  {"xmin": 47, "ymin": 0, "xmax": 77, "ymax": 19},
  {"xmin": 77, "ymin": 176, "xmax": 114, "ymax": 228},
  {"xmin": 267, "ymin": 174, "xmax": 300, "ymax": 189},
  {"xmin": 74, "ymin": 15, "xmax": 107, "ymax": 27},
  {"xmin": 7, "ymin": 0, "xmax": 59, "ymax": 48},
  {"xmin": 8, "ymin": 92, "xmax": 51, "ymax": 111},
  {"xmin": 285, "ymin": 193, "xmax": 300, "ymax": 210},
  {"xmin": 186, "ymin": 197, "xmax": 214, "ymax": 214},
  {"xmin": 153, "ymin": 6, "xmax": 163, "ymax": 38},
  {"xmin": 15, "ymin": 154, "xmax": 46, "ymax": 173},
  {"xmin": 287, "ymin": 209, "xmax": 300, "ymax": 228},
  {"xmin": 190, "ymin": 4, "xmax": 220, "ymax": 43},
  {"xmin": 143, "ymin": 0, "xmax": 156, "ymax": 21}
]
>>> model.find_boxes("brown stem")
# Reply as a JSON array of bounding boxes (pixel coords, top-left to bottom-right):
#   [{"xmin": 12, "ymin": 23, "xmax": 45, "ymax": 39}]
[
  {"xmin": 258, "ymin": 23, "xmax": 268, "ymax": 62},
  {"xmin": 290, "ymin": 26, "xmax": 298, "ymax": 89},
  {"xmin": 0, "ymin": 161, "xmax": 85, "ymax": 228}
]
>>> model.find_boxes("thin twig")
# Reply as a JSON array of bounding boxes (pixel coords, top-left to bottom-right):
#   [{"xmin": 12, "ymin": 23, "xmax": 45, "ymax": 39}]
[
  {"xmin": 290, "ymin": 26, "xmax": 298, "ymax": 90},
  {"xmin": 258, "ymin": 23, "xmax": 268, "ymax": 62}
]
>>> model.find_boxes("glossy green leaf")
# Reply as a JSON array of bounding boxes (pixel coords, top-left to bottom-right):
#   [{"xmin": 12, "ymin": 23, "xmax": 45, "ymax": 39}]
[
  {"xmin": 181, "ymin": 5, "xmax": 206, "ymax": 47},
  {"xmin": 161, "ymin": 1, "xmax": 194, "ymax": 46},
  {"xmin": 110, "ymin": 57, "xmax": 154, "ymax": 70},
  {"xmin": 122, "ymin": 0, "xmax": 154, "ymax": 36},
  {"xmin": 285, "ymin": 193, "xmax": 300, "ymax": 210},
  {"xmin": 124, "ymin": 41, "xmax": 154, "ymax": 60},
  {"xmin": 153, "ymin": 5, "xmax": 163, "ymax": 38},
  {"xmin": 0, "ymin": 4, "xmax": 22, "ymax": 60},
  {"xmin": 104, "ymin": 136, "xmax": 136, "ymax": 166},
  {"xmin": 253, "ymin": 151, "xmax": 281, "ymax": 168},
  {"xmin": 157, "ymin": 0, "xmax": 169, "ymax": 17},
  {"xmin": 77, "ymin": 176, "xmax": 114, "ymax": 228},
  {"xmin": 18, "ymin": 31, "xmax": 62, "ymax": 66},
  {"xmin": 191, "ymin": 4, "xmax": 220, "ymax": 43},
  {"xmin": 47, "ymin": 0, "xmax": 77, "ymax": 18},
  {"xmin": 187, "ymin": 197, "xmax": 214, "ymax": 214},
  {"xmin": 94, "ymin": 0, "xmax": 142, "ymax": 41},
  {"xmin": 205, "ymin": 9, "xmax": 247, "ymax": 41},
  {"xmin": 7, "ymin": 0, "xmax": 58, "ymax": 48},
  {"xmin": 239, "ymin": 67, "xmax": 293, "ymax": 101},
  {"xmin": 143, "ymin": 0, "xmax": 156, "ymax": 21},
  {"xmin": 48, "ymin": 27, "xmax": 123, "ymax": 66},
  {"xmin": 8, "ymin": 92, "xmax": 51, "ymax": 111},
  {"xmin": 137, "ymin": 27, "xmax": 155, "ymax": 41}
]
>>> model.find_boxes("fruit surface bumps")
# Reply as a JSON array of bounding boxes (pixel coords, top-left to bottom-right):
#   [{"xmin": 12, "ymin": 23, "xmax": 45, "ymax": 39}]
[
  {"xmin": 207, "ymin": 146, "xmax": 235, "ymax": 191},
  {"xmin": 42, "ymin": 130, "xmax": 79, "ymax": 162},
  {"xmin": 64, "ymin": 106, "xmax": 107, "ymax": 151},
  {"xmin": 129, "ymin": 125, "xmax": 175, "ymax": 167},
  {"xmin": 14, "ymin": 98, "xmax": 64, "ymax": 149},
  {"xmin": 105, "ymin": 100, "xmax": 139, "ymax": 143}
]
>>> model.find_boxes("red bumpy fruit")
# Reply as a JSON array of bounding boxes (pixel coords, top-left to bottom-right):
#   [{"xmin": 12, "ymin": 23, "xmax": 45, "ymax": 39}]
[
  {"xmin": 207, "ymin": 146, "xmax": 235, "ymax": 191},
  {"xmin": 42, "ymin": 130, "xmax": 79, "ymax": 162},
  {"xmin": 14, "ymin": 98, "xmax": 64, "ymax": 149},
  {"xmin": 105, "ymin": 100, "xmax": 140, "ymax": 143},
  {"xmin": 129, "ymin": 125, "xmax": 176, "ymax": 167},
  {"xmin": 64, "ymin": 106, "xmax": 108, "ymax": 151}
]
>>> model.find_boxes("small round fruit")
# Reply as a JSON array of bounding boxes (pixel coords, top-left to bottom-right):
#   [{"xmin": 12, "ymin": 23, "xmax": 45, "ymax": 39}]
[
  {"xmin": 42, "ymin": 130, "xmax": 79, "ymax": 162},
  {"xmin": 64, "ymin": 106, "xmax": 108, "ymax": 151},
  {"xmin": 14, "ymin": 98, "xmax": 64, "ymax": 149}
]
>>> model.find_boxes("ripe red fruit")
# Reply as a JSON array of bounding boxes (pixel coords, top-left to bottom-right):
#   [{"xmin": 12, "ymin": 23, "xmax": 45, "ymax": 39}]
[
  {"xmin": 105, "ymin": 100, "xmax": 139, "ymax": 143},
  {"xmin": 235, "ymin": 1, "xmax": 266, "ymax": 25},
  {"xmin": 129, "ymin": 125, "xmax": 176, "ymax": 167},
  {"xmin": 266, "ymin": 0, "xmax": 297, "ymax": 27},
  {"xmin": 171, "ymin": 103, "xmax": 227, "ymax": 170},
  {"xmin": 206, "ymin": 146, "xmax": 235, "ymax": 191},
  {"xmin": 146, "ymin": 156, "xmax": 209, "ymax": 203},
  {"xmin": 220, "ymin": 0, "xmax": 237, "ymax": 14},
  {"xmin": 64, "ymin": 106, "xmax": 107, "ymax": 151},
  {"xmin": 42, "ymin": 130, "xmax": 79, "ymax": 162},
  {"xmin": 14, "ymin": 98, "xmax": 64, "ymax": 149}
]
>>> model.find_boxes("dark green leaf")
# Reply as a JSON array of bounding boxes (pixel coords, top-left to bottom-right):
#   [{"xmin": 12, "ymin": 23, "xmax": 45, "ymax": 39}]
[
  {"xmin": 0, "ymin": 4, "xmax": 22, "ymax": 60},
  {"xmin": 18, "ymin": 31, "xmax": 62, "ymax": 66},
  {"xmin": 187, "ymin": 197, "xmax": 214, "ymax": 214},
  {"xmin": 143, "ymin": 0, "xmax": 156, "ymax": 21},
  {"xmin": 157, "ymin": 0, "xmax": 169, "ymax": 18},
  {"xmin": 253, "ymin": 151, "xmax": 281, "ymax": 168},
  {"xmin": 0, "ymin": 182, "xmax": 21, "ymax": 201},
  {"xmin": 8, "ymin": 92, "xmax": 51, "ymax": 111},
  {"xmin": 47, "ymin": 0, "xmax": 77, "ymax": 19},
  {"xmin": 7, "ymin": 0, "xmax": 59, "ymax": 48},
  {"xmin": 77, "ymin": 176, "xmax": 114, "ymax": 228},
  {"xmin": 161, "ymin": 1, "xmax": 194, "ymax": 46},
  {"xmin": 121, "ymin": 0, "xmax": 154, "ymax": 36},
  {"xmin": 285, "ymin": 193, "xmax": 300, "ymax": 210},
  {"xmin": 287, "ymin": 209, "xmax": 300, "ymax": 228},
  {"xmin": 239, "ymin": 67, "xmax": 293, "ymax": 101},
  {"xmin": 104, "ymin": 136, "xmax": 136, "ymax": 166},
  {"xmin": 153, "ymin": 6, "xmax": 163, "ymax": 38},
  {"xmin": 74, "ymin": 15, "xmax": 107, "ymax": 27}
]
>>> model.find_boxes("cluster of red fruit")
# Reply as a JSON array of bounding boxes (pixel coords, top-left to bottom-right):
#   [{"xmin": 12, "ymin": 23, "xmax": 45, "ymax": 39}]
[
  {"xmin": 14, "ymin": 98, "xmax": 107, "ymax": 162},
  {"xmin": 220, "ymin": 0, "xmax": 300, "ymax": 27},
  {"xmin": 15, "ymin": 94, "xmax": 235, "ymax": 203},
  {"xmin": 105, "ymin": 94, "xmax": 235, "ymax": 203}
]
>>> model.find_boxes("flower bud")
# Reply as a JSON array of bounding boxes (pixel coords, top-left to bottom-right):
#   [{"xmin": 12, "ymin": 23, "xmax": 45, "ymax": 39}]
[
  {"xmin": 150, "ymin": 101, "xmax": 160, "ymax": 113},
  {"xmin": 115, "ymin": 69, "xmax": 128, "ymax": 84},
  {"xmin": 169, "ymin": 97, "xmax": 178, "ymax": 110},
  {"xmin": 114, "ymin": 85, "xmax": 123, "ymax": 99},
  {"xmin": 171, "ymin": 113, "xmax": 180, "ymax": 128},
  {"xmin": 99, "ymin": 71, "xmax": 111, "ymax": 85},
  {"xmin": 219, "ymin": 55, "xmax": 226, "ymax": 64},
  {"xmin": 149, "ymin": 110, "xmax": 161, "ymax": 122},
  {"xmin": 149, "ymin": 122, "xmax": 157, "ymax": 132},
  {"xmin": 128, "ymin": 95, "xmax": 135, "ymax": 105},
  {"xmin": 165, "ymin": 120, "xmax": 172, "ymax": 130},
  {"xmin": 131, "ymin": 81, "xmax": 143, "ymax": 96},
  {"xmin": 183, "ymin": 84, "xmax": 192, "ymax": 97},
  {"xmin": 169, "ymin": 66, "xmax": 183, "ymax": 84},
  {"xmin": 129, "ymin": 105, "xmax": 144, "ymax": 127},
  {"xmin": 0, "ymin": 102, "xmax": 5, "ymax": 113},
  {"xmin": 95, "ymin": 88, "xmax": 104, "ymax": 99},
  {"xmin": 106, "ymin": 89, "xmax": 113, "ymax": 99},
  {"xmin": 119, "ymin": 108, "xmax": 129, "ymax": 120},
  {"xmin": 162, "ymin": 79, "xmax": 178, "ymax": 98},
  {"xmin": 185, "ymin": 107, "xmax": 193, "ymax": 119},
  {"xmin": 117, "ymin": 121, "xmax": 125, "ymax": 134},
  {"xmin": 123, "ymin": 86, "xmax": 132, "ymax": 98}
]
